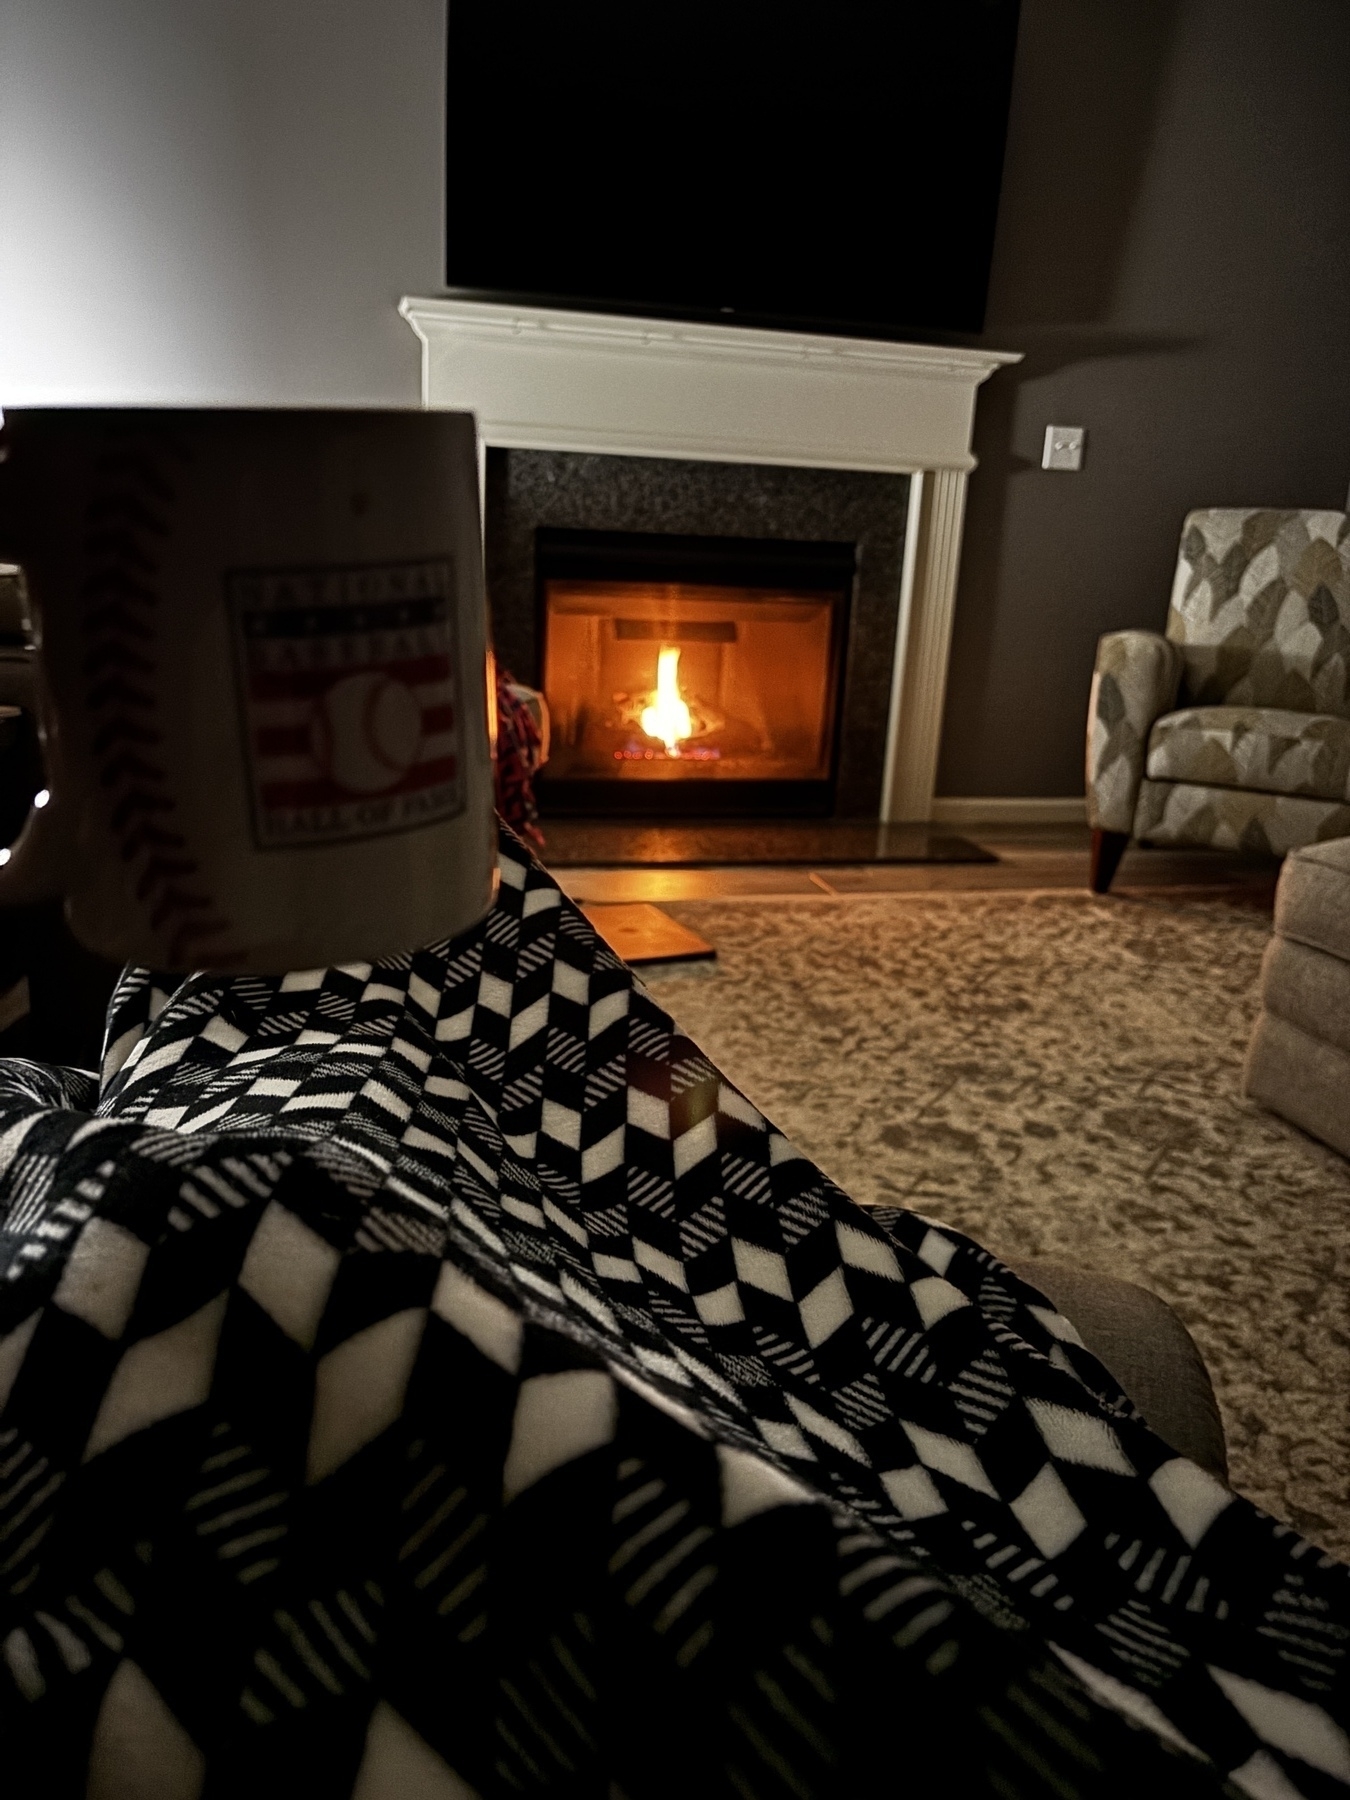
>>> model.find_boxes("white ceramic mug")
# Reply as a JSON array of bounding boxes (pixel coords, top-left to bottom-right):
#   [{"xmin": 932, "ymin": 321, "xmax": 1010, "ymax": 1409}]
[{"xmin": 0, "ymin": 409, "xmax": 496, "ymax": 973}]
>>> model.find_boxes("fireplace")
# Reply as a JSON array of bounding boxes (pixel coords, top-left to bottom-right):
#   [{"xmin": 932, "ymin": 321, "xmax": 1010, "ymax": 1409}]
[
  {"xmin": 537, "ymin": 530, "xmax": 852, "ymax": 816},
  {"xmin": 404, "ymin": 297, "xmax": 1019, "ymax": 823},
  {"xmin": 485, "ymin": 451, "xmax": 914, "ymax": 820}
]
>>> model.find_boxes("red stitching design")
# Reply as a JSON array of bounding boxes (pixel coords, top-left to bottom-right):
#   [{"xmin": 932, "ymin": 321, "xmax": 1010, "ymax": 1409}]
[{"xmin": 82, "ymin": 430, "xmax": 238, "ymax": 968}]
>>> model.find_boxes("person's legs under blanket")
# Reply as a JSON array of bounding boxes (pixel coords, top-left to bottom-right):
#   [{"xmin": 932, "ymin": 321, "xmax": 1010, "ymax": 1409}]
[{"xmin": 0, "ymin": 822, "xmax": 1341, "ymax": 1797}]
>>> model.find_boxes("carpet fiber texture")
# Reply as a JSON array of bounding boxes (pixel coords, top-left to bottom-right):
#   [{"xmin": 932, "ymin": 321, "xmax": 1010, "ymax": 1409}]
[{"xmin": 644, "ymin": 890, "xmax": 1350, "ymax": 1559}]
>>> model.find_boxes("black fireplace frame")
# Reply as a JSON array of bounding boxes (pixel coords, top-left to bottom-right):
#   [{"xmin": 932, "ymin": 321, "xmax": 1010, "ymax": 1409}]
[{"xmin": 535, "ymin": 528, "xmax": 854, "ymax": 818}]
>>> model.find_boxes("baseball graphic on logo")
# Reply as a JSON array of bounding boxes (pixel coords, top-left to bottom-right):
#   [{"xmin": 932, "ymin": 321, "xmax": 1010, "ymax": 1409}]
[
  {"xmin": 311, "ymin": 671, "xmax": 424, "ymax": 794},
  {"xmin": 232, "ymin": 560, "xmax": 462, "ymax": 847}
]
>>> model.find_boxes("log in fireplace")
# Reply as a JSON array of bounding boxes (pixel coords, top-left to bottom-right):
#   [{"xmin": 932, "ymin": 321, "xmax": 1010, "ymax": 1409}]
[{"xmin": 535, "ymin": 530, "xmax": 855, "ymax": 817}]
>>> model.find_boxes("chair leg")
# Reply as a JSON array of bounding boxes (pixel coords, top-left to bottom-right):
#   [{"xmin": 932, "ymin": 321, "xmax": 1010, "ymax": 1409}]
[{"xmin": 1090, "ymin": 828, "xmax": 1129, "ymax": 894}]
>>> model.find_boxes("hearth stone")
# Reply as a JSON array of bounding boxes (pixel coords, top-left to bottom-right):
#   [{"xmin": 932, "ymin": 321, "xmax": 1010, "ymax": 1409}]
[
  {"xmin": 539, "ymin": 820, "xmax": 995, "ymax": 868},
  {"xmin": 484, "ymin": 449, "xmax": 910, "ymax": 818}
]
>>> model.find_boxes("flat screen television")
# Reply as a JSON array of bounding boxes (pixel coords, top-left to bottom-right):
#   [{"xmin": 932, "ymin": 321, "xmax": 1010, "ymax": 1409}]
[{"xmin": 446, "ymin": 2, "xmax": 1021, "ymax": 340}]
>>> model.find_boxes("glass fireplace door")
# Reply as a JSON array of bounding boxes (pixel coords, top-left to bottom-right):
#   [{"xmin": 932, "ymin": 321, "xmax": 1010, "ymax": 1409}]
[
  {"xmin": 536, "ymin": 531, "xmax": 854, "ymax": 816},
  {"xmin": 543, "ymin": 579, "xmax": 844, "ymax": 787}
]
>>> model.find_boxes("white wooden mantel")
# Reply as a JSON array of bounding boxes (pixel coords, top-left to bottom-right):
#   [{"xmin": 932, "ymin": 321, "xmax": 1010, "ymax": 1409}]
[{"xmin": 399, "ymin": 296, "xmax": 1019, "ymax": 822}]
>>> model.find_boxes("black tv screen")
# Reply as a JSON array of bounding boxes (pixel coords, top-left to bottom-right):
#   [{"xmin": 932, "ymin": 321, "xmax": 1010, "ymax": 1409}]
[{"xmin": 446, "ymin": 2, "xmax": 1021, "ymax": 339}]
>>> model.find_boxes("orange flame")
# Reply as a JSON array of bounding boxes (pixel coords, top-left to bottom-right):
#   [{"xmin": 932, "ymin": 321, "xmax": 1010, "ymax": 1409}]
[{"xmin": 640, "ymin": 645, "xmax": 692, "ymax": 754}]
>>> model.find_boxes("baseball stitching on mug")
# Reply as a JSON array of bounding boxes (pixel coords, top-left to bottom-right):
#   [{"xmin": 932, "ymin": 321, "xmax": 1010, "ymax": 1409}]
[{"xmin": 82, "ymin": 429, "xmax": 238, "ymax": 968}]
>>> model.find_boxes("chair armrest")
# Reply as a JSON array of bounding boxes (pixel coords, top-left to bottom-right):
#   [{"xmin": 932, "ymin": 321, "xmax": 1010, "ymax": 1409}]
[{"xmin": 1086, "ymin": 630, "xmax": 1183, "ymax": 833}]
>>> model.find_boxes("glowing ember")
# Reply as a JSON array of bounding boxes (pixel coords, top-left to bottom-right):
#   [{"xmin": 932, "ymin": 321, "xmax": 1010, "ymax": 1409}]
[
  {"xmin": 614, "ymin": 744, "xmax": 720, "ymax": 761},
  {"xmin": 639, "ymin": 645, "xmax": 692, "ymax": 754}
]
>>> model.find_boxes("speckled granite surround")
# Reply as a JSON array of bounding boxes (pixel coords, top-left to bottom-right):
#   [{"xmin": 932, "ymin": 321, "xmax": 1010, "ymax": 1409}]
[
  {"xmin": 483, "ymin": 449, "xmax": 910, "ymax": 816},
  {"xmin": 642, "ymin": 891, "xmax": 1350, "ymax": 1558}
]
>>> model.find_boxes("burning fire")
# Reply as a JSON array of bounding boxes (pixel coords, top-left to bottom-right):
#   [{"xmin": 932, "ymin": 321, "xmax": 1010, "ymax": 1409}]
[{"xmin": 640, "ymin": 645, "xmax": 692, "ymax": 754}]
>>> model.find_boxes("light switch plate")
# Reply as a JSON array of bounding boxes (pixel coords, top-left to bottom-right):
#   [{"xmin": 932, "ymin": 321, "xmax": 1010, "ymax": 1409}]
[{"xmin": 1042, "ymin": 425, "xmax": 1085, "ymax": 471}]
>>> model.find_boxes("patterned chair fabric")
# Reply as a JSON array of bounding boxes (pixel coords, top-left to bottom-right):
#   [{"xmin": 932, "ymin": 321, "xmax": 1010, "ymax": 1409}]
[
  {"xmin": 1168, "ymin": 509, "xmax": 1350, "ymax": 713},
  {"xmin": 1145, "ymin": 706, "xmax": 1350, "ymax": 802},
  {"xmin": 1085, "ymin": 631, "xmax": 1182, "ymax": 833},
  {"xmin": 1086, "ymin": 509, "xmax": 1350, "ymax": 854},
  {"xmin": 1134, "ymin": 780, "xmax": 1350, "ymax": 856}
]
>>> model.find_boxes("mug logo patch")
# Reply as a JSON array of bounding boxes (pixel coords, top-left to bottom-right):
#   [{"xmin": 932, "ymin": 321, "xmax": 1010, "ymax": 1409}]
[{"xmin": 229, "ymin": 559, "xmax": 463, "ymax": 848}]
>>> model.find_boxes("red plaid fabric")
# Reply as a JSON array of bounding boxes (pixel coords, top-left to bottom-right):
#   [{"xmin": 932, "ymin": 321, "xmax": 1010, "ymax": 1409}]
[{"xmin": 493, "ymin": 667, "xmax": 545, "ymax": 849}]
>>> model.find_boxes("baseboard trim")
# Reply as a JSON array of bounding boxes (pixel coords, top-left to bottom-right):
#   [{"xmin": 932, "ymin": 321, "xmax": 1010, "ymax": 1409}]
[{"xmin": 929, "ymin": 796, "xmax": 1086, "ymax": 826}]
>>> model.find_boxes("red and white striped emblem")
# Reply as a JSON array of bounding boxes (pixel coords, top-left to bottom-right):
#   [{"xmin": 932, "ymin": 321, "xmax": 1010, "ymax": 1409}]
[{"xmin": 229, "ymin": 559, "xmax": 463, "ymax": 848}]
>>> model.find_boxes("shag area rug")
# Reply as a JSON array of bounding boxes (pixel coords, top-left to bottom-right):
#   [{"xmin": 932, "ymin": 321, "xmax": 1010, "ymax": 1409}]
[{"xmin": 644, "ymin": 890, "xmax": 1350, "ymax": 1559}]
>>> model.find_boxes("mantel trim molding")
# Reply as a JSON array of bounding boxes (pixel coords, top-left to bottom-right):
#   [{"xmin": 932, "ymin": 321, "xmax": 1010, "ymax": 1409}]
[
  {"xmin": 402, "ymin": 298, "xmax": 1014, "ymax": 379},
  {"xmin": 400, "ymin": 296, "xmax": 1020, "ymax": 821}
]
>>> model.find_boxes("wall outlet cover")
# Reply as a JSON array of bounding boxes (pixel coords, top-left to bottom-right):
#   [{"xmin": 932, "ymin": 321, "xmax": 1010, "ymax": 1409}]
[{"xmin": 1042, "ymin": 425, "xmax": 1085, "ymax": 471}]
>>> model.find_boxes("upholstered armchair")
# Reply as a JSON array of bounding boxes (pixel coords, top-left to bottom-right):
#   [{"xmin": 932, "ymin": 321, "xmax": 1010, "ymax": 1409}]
[{"xmin": 1086, "ymin": 508, "xmax": 1350, "ymax": 892}]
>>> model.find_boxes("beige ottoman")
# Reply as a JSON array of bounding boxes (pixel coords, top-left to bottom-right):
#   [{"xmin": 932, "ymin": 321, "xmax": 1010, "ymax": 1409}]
[{"xmin": 1244, "ymin": 837, "xmax": 1350, "ymax": 1159}]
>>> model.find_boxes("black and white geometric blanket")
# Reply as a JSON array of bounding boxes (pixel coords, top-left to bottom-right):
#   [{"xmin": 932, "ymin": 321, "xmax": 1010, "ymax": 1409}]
[{"xmin": 0, "ymin": 825, "xmax": 1345, "ymax": 1797}]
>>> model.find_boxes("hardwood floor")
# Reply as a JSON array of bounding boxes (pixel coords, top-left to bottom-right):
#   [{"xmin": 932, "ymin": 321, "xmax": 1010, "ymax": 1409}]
[{"xmin": 550, "ymin": 822, "xmax": 1281, "ymax": 911}]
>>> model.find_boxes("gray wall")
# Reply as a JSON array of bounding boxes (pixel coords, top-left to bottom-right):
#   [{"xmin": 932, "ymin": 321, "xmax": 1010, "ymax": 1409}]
[
  {"xmin": 939, "ymin": 0, "xmax": 1350, "ymax": 797},
  {"xmin": 0, "ymin": 0, "xmax": 443, "ymax": 404},
  {"xmin": 6, "ymin": 0, "xmax": 1349, "ymax": 803}
]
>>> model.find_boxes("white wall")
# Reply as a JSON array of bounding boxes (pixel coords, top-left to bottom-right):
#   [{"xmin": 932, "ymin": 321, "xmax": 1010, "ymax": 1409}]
[{"xmin": 0, "ymin": 0, "xmax": 444, "ymax": 405}]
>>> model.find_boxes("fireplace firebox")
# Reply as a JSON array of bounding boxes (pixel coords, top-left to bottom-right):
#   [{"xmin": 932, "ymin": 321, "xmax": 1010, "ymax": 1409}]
[{"xmin": 535, "ymin": 531, "xmax": 854, "ymax": 816}]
